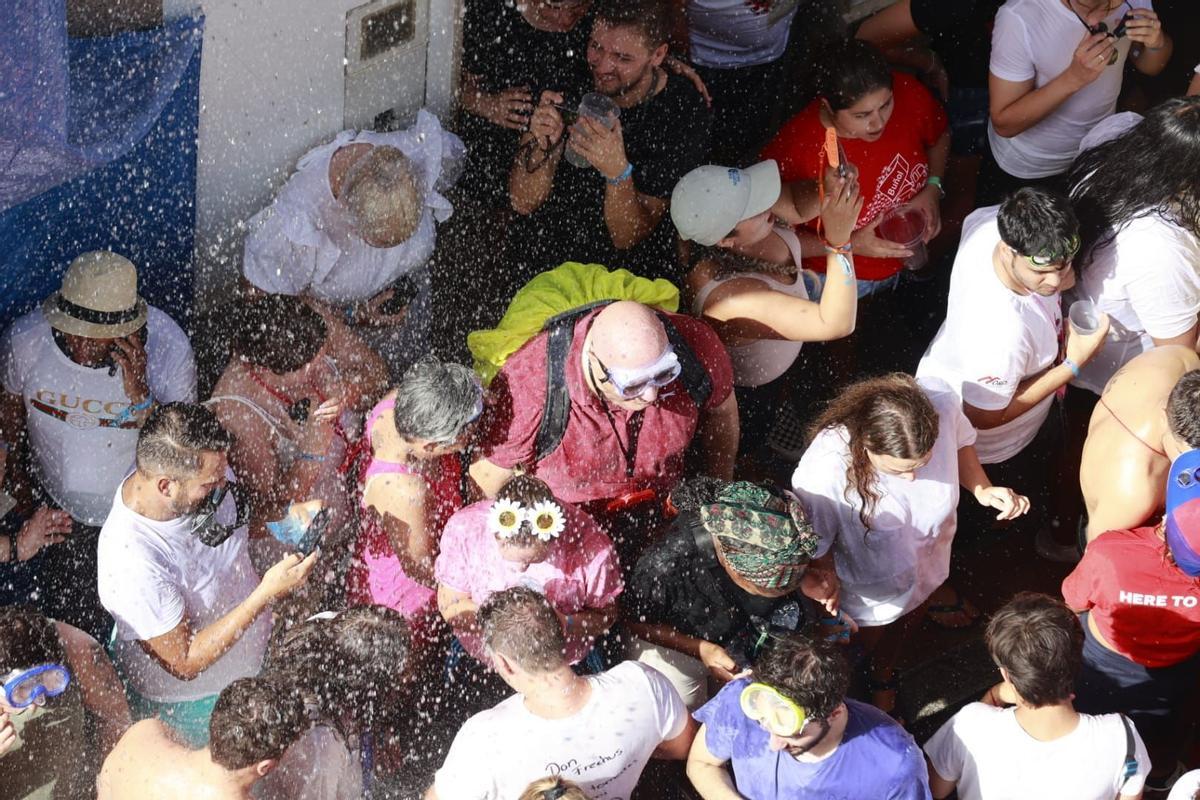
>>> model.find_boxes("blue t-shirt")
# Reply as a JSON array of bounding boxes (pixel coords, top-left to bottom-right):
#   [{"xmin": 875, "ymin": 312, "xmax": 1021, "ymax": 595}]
[{"xmin": 693, "ymin": 679, "xmax": 932, "ymax": 800}]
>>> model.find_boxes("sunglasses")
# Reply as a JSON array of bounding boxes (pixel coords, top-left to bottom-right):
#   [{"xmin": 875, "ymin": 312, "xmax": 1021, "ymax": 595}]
[
  {"xmin": 1024, "ymin": 234, "xmax": 1081, "ymax": 268},
  {"xmin": 3, "ymin": 664, "xmax": 71, "ymax": 709},
  {"xmin": 591, "ymin": 347, "xmax": 682, "ymax": 400}
]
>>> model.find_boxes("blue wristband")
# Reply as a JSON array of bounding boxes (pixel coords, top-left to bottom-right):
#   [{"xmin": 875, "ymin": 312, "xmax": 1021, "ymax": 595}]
[
  {"xmin": 114, "ymin": 396, "xmax": 154, "ymax": 425},
  {"xmin": 1062, "ymin": 358, "xmax": 1081, "ymax": 378},
  {"xmin": 607, "ymin": 162, "xmax": 634, "ymax": 185}
]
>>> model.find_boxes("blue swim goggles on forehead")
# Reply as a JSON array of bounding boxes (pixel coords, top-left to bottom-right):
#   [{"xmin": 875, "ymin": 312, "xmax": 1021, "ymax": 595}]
[
  {"xmin": 3, "ymin": 664, "xmax": 71, "ymax": 709},
  {"xmin": 592, "ymin": 346, "xmax": 682, "ymax": 399}
]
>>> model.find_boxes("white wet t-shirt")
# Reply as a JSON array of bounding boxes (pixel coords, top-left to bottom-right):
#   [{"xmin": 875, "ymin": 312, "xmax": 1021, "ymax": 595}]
[
  {"xmin": 791, "ymin": 378, "xmax": 976, "ymax": 627},
  {"xmin": 917, "ymin": 207, "xmax": 1061, "ymax": 464},
  {"xmin": 925, "ymin": 704, "xmax": 1150, "ymax": 800},
  {"xmin": 433, "ymin": 662, "xmax": 687, "ymax": 800},
  {"xmin": 97, "ymin": 478, "xmax": 269, "ymax": 702},
  {"xmin": 0, "ymin": 306, "xmax": 196, "ymax": 525},
  {"xmin": 242, "ymin": 110, "xmax": 463, "ymax": 306}
]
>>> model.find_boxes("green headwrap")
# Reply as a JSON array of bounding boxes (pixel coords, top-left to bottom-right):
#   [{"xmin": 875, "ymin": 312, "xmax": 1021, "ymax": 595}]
[{"xmin": 699, "ymin": 482, "xmax": 819, "ymax": 591}]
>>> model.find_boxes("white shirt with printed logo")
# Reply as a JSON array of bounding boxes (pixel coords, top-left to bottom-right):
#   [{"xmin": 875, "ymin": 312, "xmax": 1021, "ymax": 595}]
[
  {"xmin": 0, "ymin": 306, "xmax": 196, "ymax": 525},
  {"xmin": 433, "ymin": 661, "xmax": 687, "ymax": 800},
  {"xmin": 917, "ymin": 206, "xmax": 1062, "ymax": 464}
]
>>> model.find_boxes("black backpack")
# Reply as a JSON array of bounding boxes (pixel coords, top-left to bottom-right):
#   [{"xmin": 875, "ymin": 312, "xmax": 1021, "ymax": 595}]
[{"xmin": 533, "ymin": 301, "xmax": 713, "ymax": 461}]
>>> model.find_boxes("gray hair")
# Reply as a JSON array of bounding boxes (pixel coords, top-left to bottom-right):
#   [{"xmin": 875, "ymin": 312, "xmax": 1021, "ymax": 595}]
[
  {"xmin": 342, "ymin": 145, "xmax": 421, "ymax": 248},
  {"xmin": 392, "ymin": 361, "xmax": 482, "ymax": 443},
  {"xmin": 136, "ymin": 402, "xmax": 233, "ymax": 480}
]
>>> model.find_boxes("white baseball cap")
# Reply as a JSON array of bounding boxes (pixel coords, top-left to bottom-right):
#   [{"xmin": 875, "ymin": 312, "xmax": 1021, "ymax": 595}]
[{"xmin": 670, "ymin": 160, "xmax": 781, "ymax": 247}]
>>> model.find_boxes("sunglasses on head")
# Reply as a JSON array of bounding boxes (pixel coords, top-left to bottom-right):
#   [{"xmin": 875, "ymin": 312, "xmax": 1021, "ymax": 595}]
[{"xmin": 1024, "ymin": 234, "xmax": 1081, "ymax": 268}]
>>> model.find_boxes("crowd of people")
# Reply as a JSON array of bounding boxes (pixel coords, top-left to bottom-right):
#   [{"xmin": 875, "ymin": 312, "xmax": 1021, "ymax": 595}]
[{"xmin": 1, "ymin": 0, "xmax": 1199, "ymax": 797}]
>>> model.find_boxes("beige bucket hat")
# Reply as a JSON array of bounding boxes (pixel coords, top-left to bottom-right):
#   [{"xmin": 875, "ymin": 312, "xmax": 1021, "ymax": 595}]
[{"xmin": 42, "ymin": 251, "xmax": 148, "ymax": 339}]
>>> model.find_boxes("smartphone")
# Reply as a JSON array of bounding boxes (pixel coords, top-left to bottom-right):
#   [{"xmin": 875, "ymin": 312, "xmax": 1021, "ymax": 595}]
[
  {"xmin": 378, "ymin": 277, "xmax": 419, "ymax": 315},
  {"xmin": 297, "ymin": 507, "xmax": 331, "ymax": 556}
]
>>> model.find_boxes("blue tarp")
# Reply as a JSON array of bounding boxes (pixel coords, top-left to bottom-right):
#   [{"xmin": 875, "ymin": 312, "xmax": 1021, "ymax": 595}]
[{"xmin": 0, "ymin": 11, "xmax": 204, "ymax": 327}]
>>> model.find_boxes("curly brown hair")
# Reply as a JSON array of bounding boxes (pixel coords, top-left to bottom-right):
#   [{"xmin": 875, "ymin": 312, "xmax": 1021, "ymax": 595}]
[{"xmin": 808, "ymin": 373, "xmax": 938, "ymax": 530}]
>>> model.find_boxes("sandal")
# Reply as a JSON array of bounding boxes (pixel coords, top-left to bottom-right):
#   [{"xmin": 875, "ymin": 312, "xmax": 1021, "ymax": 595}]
[
  {"xmin": 862, "ymin": 663, "xmax": 906, "ymax": 727},
  {"xmin": 926, "ymin": 585, "xmax": 982, "ymax": 630}
]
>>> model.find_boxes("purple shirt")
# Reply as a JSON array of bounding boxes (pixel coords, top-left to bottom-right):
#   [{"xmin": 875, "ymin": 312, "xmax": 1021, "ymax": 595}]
[{"xmin": 694, "ymin": 679, "xmax": 932, "ymax": 800}]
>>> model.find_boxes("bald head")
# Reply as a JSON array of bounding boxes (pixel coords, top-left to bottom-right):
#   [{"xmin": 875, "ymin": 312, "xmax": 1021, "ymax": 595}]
[{"xmin": 590, "ymin": 301, "xmax": 668, "ymax": 370}]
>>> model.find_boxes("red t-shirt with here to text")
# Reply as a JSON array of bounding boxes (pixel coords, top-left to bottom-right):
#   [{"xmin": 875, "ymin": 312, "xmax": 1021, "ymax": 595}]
[
  {"xmin": 760, "ymin": 72, "xmax": 948, "ymax": 281},
  {"xmin": 1062, "ymin": 526, "xmax": 1200, "ymax": 668},
  {"xmin": 480, "ymin": 309, "xmax": 734, "ymax": 506}
]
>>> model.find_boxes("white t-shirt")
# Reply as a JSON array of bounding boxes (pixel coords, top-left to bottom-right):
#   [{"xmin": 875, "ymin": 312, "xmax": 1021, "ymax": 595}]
[
  {"xmin": 433, "ymin": 661, "xmax": 687, "ymax": 800},
  {"xmin": 917, "ymin": 207, "xmax": 1062, "ymax": 464},
  {"xmin": 925, "ymin": 703, "xmax": 1150, "ymax": 800},
  {"xmin": 1168, "ymin": 769, "xmax": 1200, "ymax": 800},
  {"xmin": 242, "ymin": 109, "xmax": 464, "ymax": 306},
  {"xmin": 791, "ymin": 378, "xmax": 976, "ymax": 627},
  {"xmin": 0, "ymin": 306, "xmax": 197, "ymax": 525},
  {"xmin": 1067, "ymin": 213, "xmax": 1200, "ymax": 394},
  {"xmin": 687, "ymin": 0, "xmax": 800, "ymax": 69},
  {"xmin": 987, "ymin": 0, "xmax": 1151, "ymax": 178},
  {"xmin": 97, "ymin": 478, "xmax": 270, "ymax": 702}
]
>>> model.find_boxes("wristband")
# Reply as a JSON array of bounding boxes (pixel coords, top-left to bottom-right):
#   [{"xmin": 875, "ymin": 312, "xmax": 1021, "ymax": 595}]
[
  {"xmin": 1062, "ymin": 357, "xmax": 1081, "ymax": 378},
  {"xmin": 298, "ymin": 452, "xmax": 327, "ymax": 462},
  {"xmin": 607, "ymin": 162, "xmax": 634, "ymax": 185},
  {"xmin": 926, "ymin": 176, "xmax": 945, "ymax": 198},
  {"xmin": 823, "ymin": 240, "xmax": 852, "ymax": 255},
  {"xmin": 114, "ymin": 396, "xmax": 154, "ymax": 425}
]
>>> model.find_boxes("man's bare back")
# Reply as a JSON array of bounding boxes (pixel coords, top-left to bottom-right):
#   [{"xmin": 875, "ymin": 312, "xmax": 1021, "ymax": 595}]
[
  {"xmin": 1081, "ymin": 346, "xmax": 1200, "ymax": 541},
  {"xmin": 97, "ymin": 719, "xmax": 249, "ymax": 800}
]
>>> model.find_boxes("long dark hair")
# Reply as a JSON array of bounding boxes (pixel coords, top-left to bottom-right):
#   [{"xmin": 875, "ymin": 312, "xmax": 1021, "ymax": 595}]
[
  {"xmin": 264, "ymin": 606, "xmax": 410, "ymax": 738},
  {"xmin": 1067, "ymin": 97, "xmax": 1200, "ymax": 268},
  {"xmin": 808, "ymin": 373, "xmax": 938, "ymax": 529}
]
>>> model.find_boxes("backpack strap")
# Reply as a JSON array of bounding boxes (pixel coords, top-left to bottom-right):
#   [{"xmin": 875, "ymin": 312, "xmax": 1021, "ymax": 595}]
[
  {"xmin": 658, "ymin": 313, "xmax": 712, "ymax": 410},
  {"xmin": 1118, "ymin": 714, "xmax": 1138, "ymax": 790},
  {"xmin": 534, "ymin": 302, "xmax": 614, "ymax": 461}
]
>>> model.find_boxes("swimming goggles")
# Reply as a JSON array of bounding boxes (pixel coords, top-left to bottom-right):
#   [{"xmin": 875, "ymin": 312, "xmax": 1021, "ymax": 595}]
[
  {"xmin": 3, "ymin": 663, "xmax": 71, "ymax": 709},
  {"xmin": 739, "ymin": 681, "xmax": 809, "ymax": 738},
  {"xmin": 592, "ymin": 346, "xmax": 682, "ymax": 399},
  {"xmin": 1025, "ymin": 234, "xmax": 1081, "ymax": 268}
]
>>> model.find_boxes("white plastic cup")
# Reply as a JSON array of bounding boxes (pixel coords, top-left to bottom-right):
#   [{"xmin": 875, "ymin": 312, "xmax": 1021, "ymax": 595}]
[
  {"xmin": 1068, "ymin": 299, "xmax": 1101, "ymax": 335},
  {"xmin": 565, "ymin": 93, "xmax": 620, "ymax": 169}
]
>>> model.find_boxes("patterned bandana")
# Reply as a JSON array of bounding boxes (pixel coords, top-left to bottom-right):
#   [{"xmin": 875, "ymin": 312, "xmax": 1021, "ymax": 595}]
[{"xmin": 699, "ymin": 482, "xmax": 819, "ymax": 591}]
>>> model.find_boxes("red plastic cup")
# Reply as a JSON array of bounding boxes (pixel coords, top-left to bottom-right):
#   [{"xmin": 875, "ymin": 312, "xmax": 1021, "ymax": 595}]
[{"xmin": 877, "ymin": 205, "xmax": 928, "ymax": 270}]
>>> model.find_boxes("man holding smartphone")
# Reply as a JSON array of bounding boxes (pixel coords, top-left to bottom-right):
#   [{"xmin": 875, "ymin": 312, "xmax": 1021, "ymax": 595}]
[{"xmin": 0, "ymin": 251, "xmax": 196, "ymax": 639}]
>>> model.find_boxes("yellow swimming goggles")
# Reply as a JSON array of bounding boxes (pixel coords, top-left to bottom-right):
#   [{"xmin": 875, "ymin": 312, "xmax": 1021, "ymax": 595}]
[{"xmin": 739, "ymin": 682, "xmax": 808, "ymax": 738}]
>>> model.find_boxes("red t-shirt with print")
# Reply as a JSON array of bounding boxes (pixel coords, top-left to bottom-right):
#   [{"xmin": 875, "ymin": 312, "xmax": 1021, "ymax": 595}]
[
  {"xmin": 760, "ymin": 72, "xmax": 948, "ymax": 281},
  {"xmin": 480, "ymin": 309, "xmax": 734, "ymax": 507},
  {"xmin": 1062, "ymin": 526, "xmax": 1200, "ymax": 668}
]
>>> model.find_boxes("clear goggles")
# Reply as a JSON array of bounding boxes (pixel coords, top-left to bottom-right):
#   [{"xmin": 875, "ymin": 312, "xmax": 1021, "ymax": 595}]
[
  {"xmin": 3, "ymin": 663, "xmax": 71, "ymax": 709},
  {"xmin": 740, "ymin": 681, "xmax": 808, "ymax": 738},
  {"xmin": 596, "ymin": 347, "xmax": 682, "ymax": 399}
]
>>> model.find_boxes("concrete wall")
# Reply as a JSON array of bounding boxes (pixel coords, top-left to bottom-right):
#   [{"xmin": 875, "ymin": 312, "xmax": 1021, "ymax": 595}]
[{"xmin": 163, "ymin": 0, "xmax": 461, "ymax": 310}]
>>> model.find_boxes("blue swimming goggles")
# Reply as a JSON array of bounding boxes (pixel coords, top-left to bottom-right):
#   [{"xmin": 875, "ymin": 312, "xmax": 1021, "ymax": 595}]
[{"xmin": 3, "ymin": 663, "xmax": 71, "ymax": 709}]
